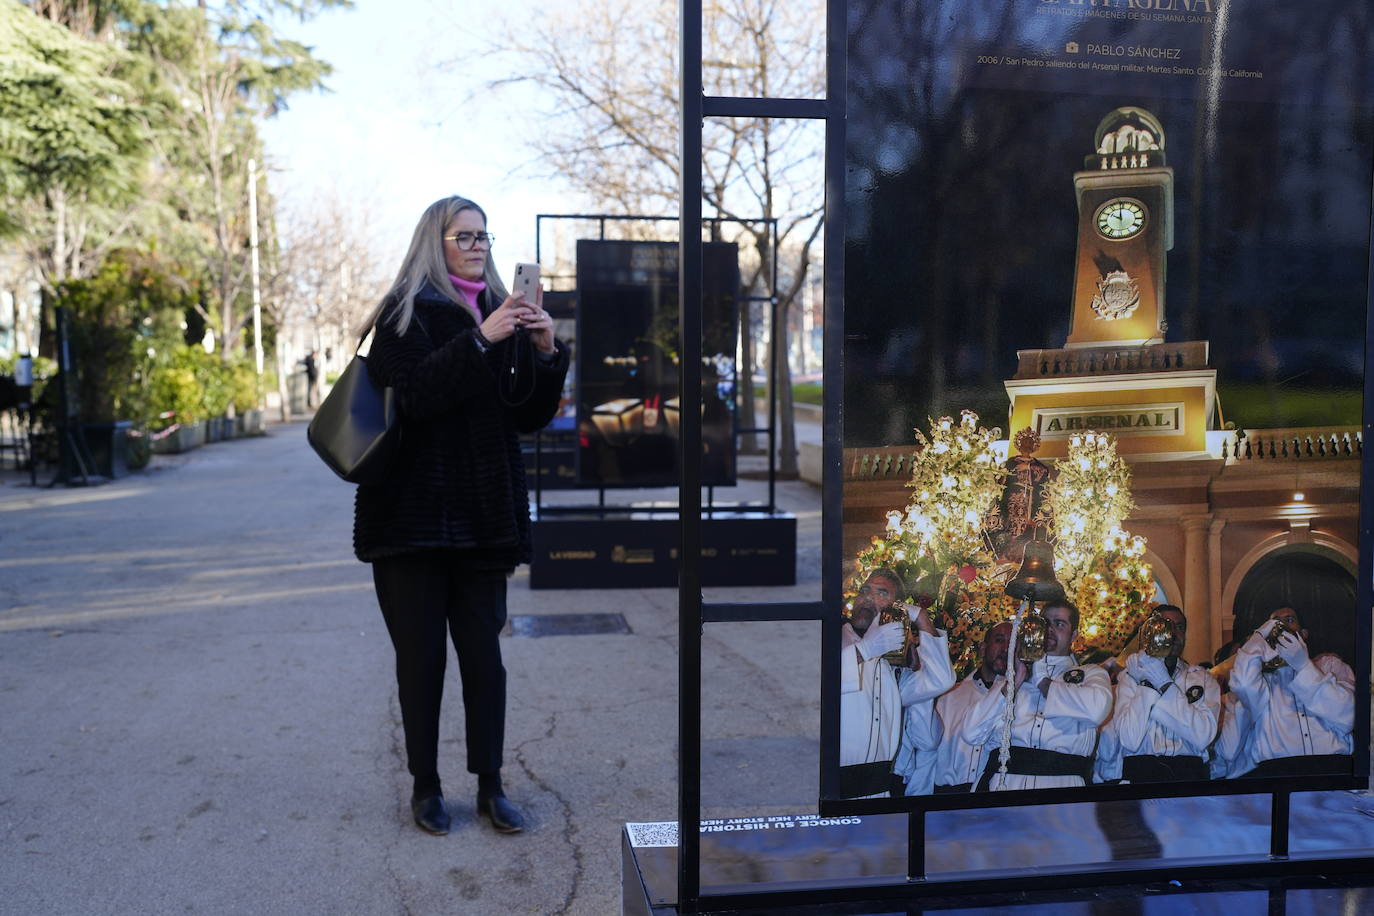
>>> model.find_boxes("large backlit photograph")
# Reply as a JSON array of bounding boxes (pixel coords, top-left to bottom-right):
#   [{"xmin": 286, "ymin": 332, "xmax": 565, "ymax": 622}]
[{"xmin": 831, "ymin": 0, "xmax": 1371, "ymax": 806}]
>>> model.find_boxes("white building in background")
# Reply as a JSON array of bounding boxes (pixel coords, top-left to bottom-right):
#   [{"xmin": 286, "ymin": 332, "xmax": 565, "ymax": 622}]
[
  {"xmin": 797, "ymin": 265, "xmax": 823, "ymax": 378},
  {"xmin": 0, "ymin": 253, "xmax": 42, "ymax": 361}
]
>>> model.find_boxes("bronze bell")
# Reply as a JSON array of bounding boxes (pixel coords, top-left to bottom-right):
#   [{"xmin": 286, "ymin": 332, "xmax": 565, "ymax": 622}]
[
  {"xmin": 1004, "ymin": 539, "xmax": 1066, "ymax": 604},
  {"xmin": 1140, "ymin": 614, "xmax": 1176, "ymax": 659}
]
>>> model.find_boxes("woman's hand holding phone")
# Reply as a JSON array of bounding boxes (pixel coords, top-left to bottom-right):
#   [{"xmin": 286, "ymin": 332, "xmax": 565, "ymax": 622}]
[{"xmin": 479, "ymin": 288, "xmax": 554, "ymax": 353}]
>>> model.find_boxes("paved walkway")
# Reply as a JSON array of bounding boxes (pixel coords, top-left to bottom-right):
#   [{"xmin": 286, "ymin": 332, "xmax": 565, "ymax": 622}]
[{"xmin": 0, "ymin": 421, "xmax": 823, "ymax": 915}]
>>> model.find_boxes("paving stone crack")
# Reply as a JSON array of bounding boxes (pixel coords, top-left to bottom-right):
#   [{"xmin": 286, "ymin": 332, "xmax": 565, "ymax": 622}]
[
  {"xmin": 379, "ymin": 693, "xmax": 416, "ymax": 916},
  {"xmin": 512, "ymin": 712, "xmax": 584, "ymax": 916}
]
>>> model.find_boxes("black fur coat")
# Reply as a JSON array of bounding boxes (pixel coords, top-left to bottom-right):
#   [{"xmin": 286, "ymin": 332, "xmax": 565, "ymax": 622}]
[{"xmin": 352, "ymin": 283, "xmax": 568, "ymax": 566}]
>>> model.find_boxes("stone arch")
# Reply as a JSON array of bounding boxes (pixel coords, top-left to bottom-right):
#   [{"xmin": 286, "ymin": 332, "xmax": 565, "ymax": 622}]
[
  {"xmin": 1144, "ymin": 548, "xmax": 1181, "ymax": 608},
  {"xmin": 1221, "ymin": 533, "xmax": 1357, "ymax": 661}
]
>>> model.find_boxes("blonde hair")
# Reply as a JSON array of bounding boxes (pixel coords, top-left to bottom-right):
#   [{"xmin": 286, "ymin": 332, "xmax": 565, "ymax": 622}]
[{"xmin": 361, "ymin": 195, "xmax": 510, "ymax": 336}]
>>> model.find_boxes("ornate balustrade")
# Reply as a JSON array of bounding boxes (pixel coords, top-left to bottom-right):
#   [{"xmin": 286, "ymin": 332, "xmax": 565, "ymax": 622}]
[
  {"xmin": 1223, "ymin": 427, "xmax": 1362, "ymax": 463},
  {"xmin": 847, "ymin": 446, "xmax": 918, "ymax": 481},
  {"xmin": 1011, "ymin": 341, "xmax": 1210, "ymax": 379}
]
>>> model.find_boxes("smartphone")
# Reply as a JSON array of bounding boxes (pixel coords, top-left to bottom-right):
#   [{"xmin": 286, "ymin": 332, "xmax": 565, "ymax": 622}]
[{"xmin": 512, "ymin": 262, "xmax": 541, "ymax": 302}]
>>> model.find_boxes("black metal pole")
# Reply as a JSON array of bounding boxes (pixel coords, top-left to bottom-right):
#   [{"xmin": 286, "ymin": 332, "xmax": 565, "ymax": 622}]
[
  {"xmin": 1269, "ymin": 791, "xmax": 1291, "ymax": 860},
  {"xmin": 678, "ymin": 0, "xmax": 705, "ymax": 910},
  {"xmin": 817, "ymin": 0, "xmax": 848, "ymax": 804},
  {"xmin": 907, "ymin": 810, "xmax": 926, "ymax": 882},
  {"xmin": 1355, "ymin": 160, "xmax": 1374, "ymax": 790},
  {"xmin": 768, "ymin": 219, "xmax": 779, "ymax": 513}
]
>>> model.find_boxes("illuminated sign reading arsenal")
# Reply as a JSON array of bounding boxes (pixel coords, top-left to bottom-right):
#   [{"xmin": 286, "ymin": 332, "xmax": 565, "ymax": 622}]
[{"xmin": 1033, "ymin": 402, "xmax": 1184, "ymax": 439}]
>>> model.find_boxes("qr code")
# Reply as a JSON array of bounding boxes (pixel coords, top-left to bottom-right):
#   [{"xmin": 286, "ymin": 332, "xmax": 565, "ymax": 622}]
[{"xmin": 625, "ymin": 821, "xmax": 678, "ymax": 848}]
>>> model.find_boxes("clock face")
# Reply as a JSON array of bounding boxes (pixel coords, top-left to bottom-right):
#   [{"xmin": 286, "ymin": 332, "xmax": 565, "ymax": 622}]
[{"xmin": 1095, "ymin": 198, "xmax": 1147, "ymax": 240}]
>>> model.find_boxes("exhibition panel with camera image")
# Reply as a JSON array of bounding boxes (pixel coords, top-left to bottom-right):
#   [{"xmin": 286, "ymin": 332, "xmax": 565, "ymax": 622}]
[
  {"xmin": 527, "ymin": 233, "xmax": 796, "ymax": 589},
  {"xmin": 833, "ymin": 0, "xmax": 1371, "ymax": 813},
  {"xmin": 747, "ymin": 0, "xmax": 1374, "ymax": 900}
]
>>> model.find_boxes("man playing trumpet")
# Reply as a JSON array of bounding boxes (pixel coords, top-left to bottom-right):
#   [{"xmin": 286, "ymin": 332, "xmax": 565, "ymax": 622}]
[
  {"xmin": 1097, "ymin": 605, "xmax": 1220, "ymax": 783},
  {"xmin": 960, "ymin": 599, "xmax": 1113, "ymax": 791},
  {"xmin": 839, "ymin": 569, "xmax": 953, "ymax": 797},
  {"xmin": 892, "ymin": 596, "xmax": 956, "ymax": 796},
  {"xmin": 1230, "ymin": 606, "xmax": 1355, "ymax": 779}
]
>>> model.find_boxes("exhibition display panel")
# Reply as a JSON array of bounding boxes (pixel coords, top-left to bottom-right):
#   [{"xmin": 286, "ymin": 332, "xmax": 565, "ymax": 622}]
[{"xmin": 659, "ymin": 0, "xmax": 1374, "ymax": 912}]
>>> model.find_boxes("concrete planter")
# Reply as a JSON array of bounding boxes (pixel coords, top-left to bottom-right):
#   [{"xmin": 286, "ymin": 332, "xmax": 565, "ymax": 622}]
[{"xmin": 151, "ymin": 421, "xmax": 205, "ymax": 454}]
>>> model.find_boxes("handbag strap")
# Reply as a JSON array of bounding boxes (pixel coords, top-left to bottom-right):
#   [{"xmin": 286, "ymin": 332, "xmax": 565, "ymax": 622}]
[
  {"xmin": 497, "ymin": 327, "xmax": 537, "ymax": 407},
  {"xmin": 355, "ymin": 309, "xmax": 431, "ymax": 356}
]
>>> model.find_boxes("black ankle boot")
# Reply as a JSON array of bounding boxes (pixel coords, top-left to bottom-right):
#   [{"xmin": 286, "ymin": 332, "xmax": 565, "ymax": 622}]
[
  {"xmin": 476, "ymin": 793, "xmax": 525, "ymax": 834},
  {"xmin": 410, "ymin": 794, "xmax": 450, "ymax": 835}
]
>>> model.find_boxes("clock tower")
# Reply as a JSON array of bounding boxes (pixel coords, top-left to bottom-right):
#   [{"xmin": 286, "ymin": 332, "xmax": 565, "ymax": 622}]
[
  {"xmin": 1004, "ymin": 106, "xmax": 1217, "ymax": 461},
  {"xmin": 1066, "ymin": 107, "xmax": 1172, "ymax": 349}
]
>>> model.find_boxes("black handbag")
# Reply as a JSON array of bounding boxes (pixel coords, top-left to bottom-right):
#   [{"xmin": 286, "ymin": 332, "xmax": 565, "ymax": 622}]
[
  {"xmin": 307, "ymin": 315, "xmax": 428, "ymax": 484},
  {"xmin": 306, "ymin": 342, "xmax": 396, "ymax": 484}
]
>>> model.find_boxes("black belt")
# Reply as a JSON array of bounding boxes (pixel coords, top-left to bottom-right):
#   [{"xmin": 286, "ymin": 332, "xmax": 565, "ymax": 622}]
[
  {"xmin": 933, "ymin": 782, "xmax": 972, "ymax": 795},
  {"xmin": 840, "ymin": 760, "xmax": 895, "ymax": 797},
  {"xmin": 1241, "ymin": 754, "xmax": 1352, "ymax": 780},
  {"xmin": 1122, "ymin": 754, "xmax": 1208, "ymax": 783},
  {"xmin": 976, "ymin": 746, "xmax": 1092, "ymax": 791}
]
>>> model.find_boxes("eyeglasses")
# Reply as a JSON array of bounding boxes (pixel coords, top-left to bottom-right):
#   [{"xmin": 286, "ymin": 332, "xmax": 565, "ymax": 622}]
[{"xmin": 443, "ymin": 232, "xmax": 495, "ymax": 250}]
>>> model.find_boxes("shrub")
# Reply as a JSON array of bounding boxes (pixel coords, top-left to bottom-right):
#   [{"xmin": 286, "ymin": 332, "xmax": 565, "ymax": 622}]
[
  {"xmin": 229, "ymin": 362, "xmax": 260, "ymax": 414},
  {"xmin": 54, "ymin": 250, "xmax": 199, "ymax": 424},
  {"xmin": 199, "ymin": 354, "xmax": 233, "ymax": 418},
  {"xmin": 146, "ymin": 364, "xmax": 203, "ymax": 426}
]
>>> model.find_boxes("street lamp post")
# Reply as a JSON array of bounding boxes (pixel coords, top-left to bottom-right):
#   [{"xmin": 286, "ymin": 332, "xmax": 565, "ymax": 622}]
[{"xmin": 247, "ymin": 158, "xmax": 265, "ymax": 394}]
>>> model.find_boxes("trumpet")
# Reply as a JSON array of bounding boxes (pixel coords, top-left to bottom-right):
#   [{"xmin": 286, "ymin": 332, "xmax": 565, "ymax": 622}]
[
  {"xmin": 1016, "ymin": 610, "xmax": 1048, "ymax": 663},
  {"xmin": 878, "ymin": 601, "xmax": 921, "ymax": 665},
  {"xmin": 1261, "ymin": 619, "xmax": 1291, "ymax": 674},
  {"xmin": 1139, "ymin": 614, "xmax": 1177, "ymax": 659}
]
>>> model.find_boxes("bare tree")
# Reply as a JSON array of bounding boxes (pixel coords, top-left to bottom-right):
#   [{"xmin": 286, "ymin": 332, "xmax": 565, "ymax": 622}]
[
  {"xmin": 264, "ymin": 189, "xmax": 388, "ymax": 419},
  {"xmin": 477, "ymin": 0, "xmax": 825, "ymax": 474}
]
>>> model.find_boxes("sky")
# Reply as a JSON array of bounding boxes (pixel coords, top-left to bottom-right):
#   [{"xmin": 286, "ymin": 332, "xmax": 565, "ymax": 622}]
[{"xmin": 258, "ymin": 0, "xmax": 586, "ymax": 281}]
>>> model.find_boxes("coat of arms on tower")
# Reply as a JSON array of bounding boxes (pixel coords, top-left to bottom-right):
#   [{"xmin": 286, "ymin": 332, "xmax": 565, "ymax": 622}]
[{"xmin": 1091, "ymin": 269, "xmax": 1141, "ymax": 320}]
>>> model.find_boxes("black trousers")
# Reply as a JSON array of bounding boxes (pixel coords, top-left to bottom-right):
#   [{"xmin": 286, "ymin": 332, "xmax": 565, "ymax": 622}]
[{"xmin": 372, "ymin": 554, "xmax": 508, "ymax": 797}]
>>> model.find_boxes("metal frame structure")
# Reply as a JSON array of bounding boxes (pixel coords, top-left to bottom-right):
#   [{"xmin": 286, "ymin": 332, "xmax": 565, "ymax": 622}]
[
  {"xmin": 675, "ymin": 0, "xmax": 1373, "ymax": 911},
  {"xmin": 530, "ymin": 212, "xmax": 783, "ymax": 517}
]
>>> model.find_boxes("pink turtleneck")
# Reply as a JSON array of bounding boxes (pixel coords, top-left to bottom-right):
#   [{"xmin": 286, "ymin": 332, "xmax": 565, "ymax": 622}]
[{"xmin": 447, "ymin": 273, "xmax": 487, "ymax": 323}]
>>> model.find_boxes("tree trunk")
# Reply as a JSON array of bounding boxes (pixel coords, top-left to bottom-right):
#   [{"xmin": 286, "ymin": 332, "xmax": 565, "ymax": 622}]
[
  {"xmin": 737, "ymin": 299, "xmax": 759, "ymax": 453},
  {"xmin": 275, "ymin": 347, "xmax": 291, "ymax": 423},
  {"xmin": 774, "ymin": 297, "xmax": 798, "ymax": 478}
]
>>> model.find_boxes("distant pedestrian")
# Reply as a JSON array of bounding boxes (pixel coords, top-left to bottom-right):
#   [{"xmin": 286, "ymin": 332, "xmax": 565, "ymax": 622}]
[
  {"xmin": 353, "ymin": 195, "xmax": 567, "ymax": 836},
  {"xmin": 303, "ymin": 351, "xmax": 319, "ymax": 408}
]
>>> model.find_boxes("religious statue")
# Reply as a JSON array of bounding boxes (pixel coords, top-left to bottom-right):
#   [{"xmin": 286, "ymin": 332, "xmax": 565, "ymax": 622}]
[{"xmin": 984, "ymin": 427, "xmax": 1054, "ymax": 564}]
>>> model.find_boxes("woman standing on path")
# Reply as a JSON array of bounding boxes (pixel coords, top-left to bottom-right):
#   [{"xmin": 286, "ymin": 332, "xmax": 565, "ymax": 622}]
[{"xmin": 353, "ymin": 195, "xmax": 568, "ymax": 835}]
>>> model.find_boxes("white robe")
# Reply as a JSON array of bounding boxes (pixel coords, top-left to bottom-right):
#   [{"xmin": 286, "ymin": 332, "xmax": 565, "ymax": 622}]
[
  {"xmin": 1230, "ymin": 630, "xmax": 1355, "ymax": 766},
  {"xmin": 961, "ymin": 654, "xmax": 1113, "ymax": 790},
  {"xmin": 892, "ymin": 630, "xmax": 956, "ymax": 795},
  {"xmin": 934, "ymin": 674, "xmax": 994, "ymax": 790},
  {"xmin": 1098, "ymin": 652, "xmax": 1220, "ymax": 782},
  {"xmin": 839, "ymin": 623, "xmax": 906, "ymax": 796},
  {"xmin": 1211, "ymin": 690, "xmax": 1256, "ymax": 779}
]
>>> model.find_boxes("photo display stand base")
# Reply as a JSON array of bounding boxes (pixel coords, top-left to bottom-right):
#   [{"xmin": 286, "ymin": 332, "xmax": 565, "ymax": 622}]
[{"xmin": 621, "ymin": 799, "xmax": 1374, "ymax": 914}]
